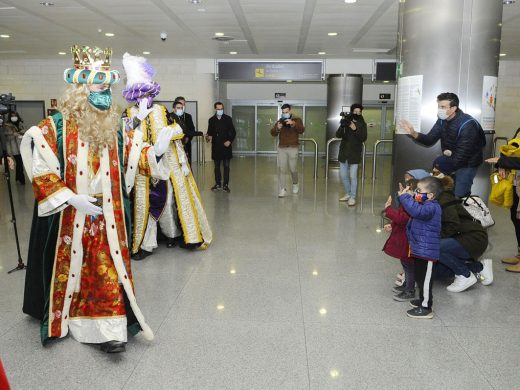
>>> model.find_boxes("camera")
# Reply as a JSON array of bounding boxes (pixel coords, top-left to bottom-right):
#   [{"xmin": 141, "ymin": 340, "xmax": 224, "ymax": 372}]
[
  {"xmin": 0, "ymin": 93, "xmax": 16, "ymax": 116},
  {"xmin": 339, "ymin": 111, "xmax": 354, "ymax": 127},
  {"xmin": 278, "ymin": 118, "xmax": 291, "ymax": 128},
  {"xmin": 160, "ymin": 32, "xmax": 167, "ymax": 41}
]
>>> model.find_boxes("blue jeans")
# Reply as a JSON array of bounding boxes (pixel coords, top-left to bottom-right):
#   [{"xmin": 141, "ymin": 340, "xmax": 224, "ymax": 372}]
[
  {"xmin": 454, "ymin": 167, "xmax": 478, "ymax": 197},
  {"xmin": 339, "ymin": 161, "xmax": 358, "ymax": 198},
  {"xmin": 439, "ymin": 238, "xmax": 483, "ymax": 277}
]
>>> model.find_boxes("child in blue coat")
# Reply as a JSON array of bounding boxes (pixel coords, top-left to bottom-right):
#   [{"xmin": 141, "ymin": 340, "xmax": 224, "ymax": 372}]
[{"xmin": 398, "ymin": 176, "xmax": 442, "ymax": 319}]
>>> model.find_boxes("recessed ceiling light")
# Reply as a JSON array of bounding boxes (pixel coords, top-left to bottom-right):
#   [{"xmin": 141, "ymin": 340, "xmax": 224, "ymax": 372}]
[
  {"xmin": 286, "ymin": 80, "xmax": 293, "ymax": 83},
  {"xmin": 229, "ymin": 51, "xmax": 237, "ymax": 55},
  {"xmin": 40, "ymin": 2, "xmax": 54, "ymax": 6},
  {"xmin": 0, "ymin": 34, "xmax": 10, "ymax": 38},
  {"xmin": 215, "ymin": 32, "xmax": 225, "ymax": 36},
  {"xmin": 58, "ymin": 51, "xmax": 66, "ymax": 55},
  {"xmin": 188, "ymin": 0, "xmax": 202, "ymax": 4},
  {"xmin": 344, "ymin": 0, "xmax": 357, "ymax": 3},
  {"xmin": 0, "ymin": 6, "xmax": 16, "ymax": 10},
  {"xmin": 318, "ymin": 51, "xmax": 326, "ymax": 55},
  {"xmin": 143, "ymin": 51, "xmax": 151, "ymax": 55},
  {"xmin": 328, "ymin": 32, "xmax": 338, "ymax": 36},
  {"xmin": 105, "ymin": 33, "xmax": 115, "ymax": 37}
]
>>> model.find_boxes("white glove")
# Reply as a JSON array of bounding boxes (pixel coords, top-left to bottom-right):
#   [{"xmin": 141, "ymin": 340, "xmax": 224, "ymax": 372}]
[
  {"xmin": 181, "ymin": 163, "xmax": 190, "ymax": 177},
  {"xmin": 136, "ymin": 99, "xmax": 153, "ymax": 121},
  {"xmin": 154, "ymin": 126, "xmax": 174, "ymax": 157},
  {"xmin": 68, "ymin": 194, "xmax": 103, "ymax": 216}
]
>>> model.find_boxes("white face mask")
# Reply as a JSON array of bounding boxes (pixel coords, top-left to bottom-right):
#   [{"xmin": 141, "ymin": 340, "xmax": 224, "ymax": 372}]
[
  {"xmin": 175, "ymin": 109, "xmax": 184, "ymax": 116},
  {"xmin": 437, "ymin": 108, "xmax": 449, "ymax": 120},
  {"xmin": 11, "ymin": 117, "xmax": 18, "ymax": 122},
  {"xmin": 216, "ymin": 109, "xmax": 224, "ymax": 116}
]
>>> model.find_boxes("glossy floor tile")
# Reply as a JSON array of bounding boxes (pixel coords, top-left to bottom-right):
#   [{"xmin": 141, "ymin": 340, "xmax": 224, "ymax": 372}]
[{"xmin": 0, "ymin": 155, "xmax": 518, "ymax": 389}]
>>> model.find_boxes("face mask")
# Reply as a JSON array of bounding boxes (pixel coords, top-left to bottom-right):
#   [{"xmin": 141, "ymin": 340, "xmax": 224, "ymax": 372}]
[
  {"xmin": 88, "ymin": 89, "xmax": 112, "ymax": 111},
  {"xmin": 11, "ymin": 117, "xmax": 18, "ymax": 122},
  {"xmin": 414, "ymin": 191, "xmax": 428, "ymax": 203},
  {"xmin": 281, "ymin": 112, "xmax": 291, "ymax": 119},
  {"xmin": 216, "ymin": 110, "xmax": 224, "ymax": 116},
  {"xmin": 175, "ymin": 109, "xmax": 184, "ymax": 116},
  {"xmin": 437, "ymin": 108, "xmax": 449, "ymax": 120}
]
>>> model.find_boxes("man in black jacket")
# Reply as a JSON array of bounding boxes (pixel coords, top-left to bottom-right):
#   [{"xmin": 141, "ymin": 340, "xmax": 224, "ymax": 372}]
[
  {"xmin": 400, "ymin": 92, "xmax": 486, "ymax": 197},
  {"xmin": 169, "ymin": 97, "xmax": 202, "ymax": 164},
  {"xmin": 206, "ymin": 102, "xmax": 236, "ymax": 192}
]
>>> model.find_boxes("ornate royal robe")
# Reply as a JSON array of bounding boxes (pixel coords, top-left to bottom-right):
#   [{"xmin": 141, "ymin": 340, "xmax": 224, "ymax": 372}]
[
  {"xmin": 20, "ymin": 112, "xmax": 156, "ymax": 344},
  {"xmin": 125, "ymin": 104, "xmax": 212, "ymax": 252}
]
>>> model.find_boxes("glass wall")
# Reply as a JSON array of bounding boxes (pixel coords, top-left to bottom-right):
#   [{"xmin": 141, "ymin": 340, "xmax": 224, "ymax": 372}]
[
  {"xmin": 256, "ymin": 106, "xmax": 279, "ymax": 152},
  {"xmin": 232, "ymin": 106, "xmax": 255, "ymax": 152},
  {"xmin": 304, "ymin": 106, "xmax": 327, "ymax": 154}
]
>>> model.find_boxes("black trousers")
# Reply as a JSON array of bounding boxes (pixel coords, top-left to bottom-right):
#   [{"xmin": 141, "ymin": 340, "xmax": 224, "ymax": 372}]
[
  {"xmin": 184, "ymin": 140, "xmax": 192, "ymax": 165},
  {"xmin": 214, "ymin": 159, "xmax": 230, "ymax": 186},
  {"xmin": 13, "ymin": 154, "xmax": 25, "ymax": 184},
  {"xmin": 511, "ymin": 187, "xmax": 520, "ymax": 248},
  {"xmin": 414, "ymin": 258, "xmax": 434, "ymax": 309}
]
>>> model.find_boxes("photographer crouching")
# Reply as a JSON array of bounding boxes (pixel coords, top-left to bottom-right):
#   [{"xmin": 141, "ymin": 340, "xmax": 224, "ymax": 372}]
[
  {"xmin": 271, "ymin": 103, "xmax": 305, "ymax": 197},
  {"xmin": 336, "ymin": 103, "xmax": 367, "ymax": 206}
]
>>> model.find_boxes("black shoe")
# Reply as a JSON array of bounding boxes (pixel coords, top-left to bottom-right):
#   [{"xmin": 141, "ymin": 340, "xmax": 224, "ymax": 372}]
[
  {"xmin": 166, "ymin": 238, "xmax": 178, "ymax": 248},
  {"xmin": 406, "ymin": 306, "xmax": 433, "ymax": 319},
  {"xmin": 131, "ymin": 249, "xmax": 152, "ymax": 261},
  {"xmin": 409, "ymin": 299, "xmax": 421, "ymax": 308},
  {"xmin": 211, "ymin": 184, "xmax": 222, "ymax": 191},
  {"xmin": 223, "ymin": 185, "xmax": 230, "ymax": 193},
  {"xmin": 392, "ymin": 285, "xmax": 407, "ymax": 294},
  {"xmin": 393, "ymin": 290, "xmax": 415, "ymax": 302},
  {"xmin": 100, "ymin": 341, "xmax": 126, "ymax": 353}
]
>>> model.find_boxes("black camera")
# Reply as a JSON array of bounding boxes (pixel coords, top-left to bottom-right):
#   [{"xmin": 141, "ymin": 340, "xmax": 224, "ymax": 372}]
[
  {"xmin": 339, "ymin": 111, "xmax": 354, "ymax": 127},
  {"xmin": 0, "ymin": 93, "xmax": 16, "ymax": 116},
  {"xmin": 279, "ymin": 118, "xmax": 291, "ymax": 128}
]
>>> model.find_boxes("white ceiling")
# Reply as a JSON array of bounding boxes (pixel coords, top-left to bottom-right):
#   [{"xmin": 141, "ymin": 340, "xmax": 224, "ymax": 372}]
[{"xmin": 0, "ymin": 0, "xmax": 519, "ymax": 60}]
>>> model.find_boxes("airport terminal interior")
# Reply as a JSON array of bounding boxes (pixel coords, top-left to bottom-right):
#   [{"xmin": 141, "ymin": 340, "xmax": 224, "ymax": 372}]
[{"xmin": 1, "ymin": 0, "xmax": 520, "ymax": 389}]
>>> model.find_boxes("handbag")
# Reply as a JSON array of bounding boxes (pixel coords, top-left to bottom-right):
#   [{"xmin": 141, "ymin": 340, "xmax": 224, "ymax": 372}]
[
  {"xmin": 489, "ymin": 171, "xmax": 514, "ymax": 209},
  {"xmin": 461, "ymin": 194, "xmax": 495, "ymax": 228}
]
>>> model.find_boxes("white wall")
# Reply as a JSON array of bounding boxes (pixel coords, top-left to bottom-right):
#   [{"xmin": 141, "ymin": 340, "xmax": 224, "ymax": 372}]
[
  {"xmin": 495, "ymin": 60, "xmax": 520, "ymax": 138},
  {"xmin": 0, "ymin": 57, "xmax": 217, "ymax": 130}
]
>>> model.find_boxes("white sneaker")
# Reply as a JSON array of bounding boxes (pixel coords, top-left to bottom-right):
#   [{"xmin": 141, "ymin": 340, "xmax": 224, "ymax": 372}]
[
  {"xmin": 447, "ymin": 273, "xmax": 477, "ymax": 293},
  {"xmin": 292, "ymin": 183, "xmax": 299, "ymax": 194},
  {"xmin": 278, "ymin": 188, "xmax": 288, "ymax": 198},
  {"xmin": 347, "ymin": 197, "xmax": 356, "ymax": 206},
  {"xmin": 339, "ymin": 194, "xmax": 350, "ymax": 202},
  {"xmin": 478, "ymin": 259, "xmax": 493, "ymax": 286}
]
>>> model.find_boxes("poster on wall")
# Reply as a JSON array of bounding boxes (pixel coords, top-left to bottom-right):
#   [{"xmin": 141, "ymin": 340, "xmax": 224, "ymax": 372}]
[
  {"xmin": 481, "ymin": 75, "xmax": 497, "ymax": 131},
  {"xmin": 395, "ymin": 75, "xmax": 423, "ymax": 134}
]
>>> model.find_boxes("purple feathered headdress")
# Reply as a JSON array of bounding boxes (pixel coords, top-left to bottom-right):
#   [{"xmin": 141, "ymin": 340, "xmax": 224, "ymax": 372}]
[{"xmin": 121, "ymin": 52, "xmax": 161, "ymax": 107}]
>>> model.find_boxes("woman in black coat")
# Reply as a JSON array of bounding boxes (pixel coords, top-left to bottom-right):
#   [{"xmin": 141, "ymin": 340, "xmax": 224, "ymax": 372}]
[{"xmin": 206, "ymin": 102, "xmax": 236, "ymax": 192}]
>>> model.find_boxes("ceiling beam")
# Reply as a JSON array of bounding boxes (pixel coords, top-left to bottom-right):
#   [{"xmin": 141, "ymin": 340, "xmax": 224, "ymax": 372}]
[
  {"xmin": 297, "ymin": 0, "xmax": 317, "ymax": 54},
  {"xmin": 348, "ymin": 0, "xmax": 396, "ymax": 48},
  {"xmin": 227, "ymin": 0, "xmax": 258, "ymax": 55}
]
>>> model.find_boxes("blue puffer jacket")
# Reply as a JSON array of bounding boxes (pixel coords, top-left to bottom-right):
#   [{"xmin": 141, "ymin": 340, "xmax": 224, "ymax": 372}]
[
  {"xmin": 399, "ymin": 193, "xmax": 442, "ymax": 261},
  {"xmin": 416, "ymin": 110, "xmax": 486, "ymax": 170}
]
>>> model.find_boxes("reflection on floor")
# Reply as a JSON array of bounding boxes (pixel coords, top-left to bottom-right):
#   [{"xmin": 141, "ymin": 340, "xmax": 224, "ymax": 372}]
[{"xmin": 0, "ymin": 155, "xmax": 518, "ymax": 389}]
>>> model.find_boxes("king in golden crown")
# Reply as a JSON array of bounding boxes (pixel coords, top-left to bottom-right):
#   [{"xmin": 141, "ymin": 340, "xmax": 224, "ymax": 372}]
[{"xmin": 64, "ymin": 44, "xmax": 120, "ymax": 85}]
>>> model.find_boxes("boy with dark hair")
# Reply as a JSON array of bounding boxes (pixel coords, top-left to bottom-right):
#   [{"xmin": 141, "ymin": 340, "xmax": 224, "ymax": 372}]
[{"xmin": 398, "ymin": 176, "xmax": 442, "ymax": 319}]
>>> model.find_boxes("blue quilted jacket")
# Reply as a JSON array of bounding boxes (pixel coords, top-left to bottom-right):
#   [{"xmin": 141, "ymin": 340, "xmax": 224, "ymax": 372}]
[{"xmin": 398, "ymin": 193, "xmax": 442, "ymax": 261}]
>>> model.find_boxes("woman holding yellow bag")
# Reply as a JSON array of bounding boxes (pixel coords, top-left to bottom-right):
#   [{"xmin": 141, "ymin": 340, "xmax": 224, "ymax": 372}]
[{"xmin": 486, "ymin": 135, "xmax": 520, "ymax": 272}]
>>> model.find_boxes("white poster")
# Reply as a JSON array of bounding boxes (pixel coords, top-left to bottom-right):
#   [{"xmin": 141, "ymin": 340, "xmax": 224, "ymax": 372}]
[
  {"xmin": 395, "ymin": 75, "xmax": 423, "ymax": 134},
  {"xmin": 481, "ymin": 75, "xmax": 497, "ymax": 131}
]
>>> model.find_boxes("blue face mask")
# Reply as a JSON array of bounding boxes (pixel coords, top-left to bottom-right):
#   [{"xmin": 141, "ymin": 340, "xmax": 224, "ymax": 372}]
[
  {"xmin": 88, "ymin": 89, "xmax": 112, "ymax": 111},
  {"xmin": 216, "ymin": 109, "xmax": 224, "ymax": 116},
  {"xmin": 176, "ymin": 109, "xmax": 184, "ymax": 116},
  {"xmin": 281, "ymin": 112, "xmax": 291, "ymax": 119}
]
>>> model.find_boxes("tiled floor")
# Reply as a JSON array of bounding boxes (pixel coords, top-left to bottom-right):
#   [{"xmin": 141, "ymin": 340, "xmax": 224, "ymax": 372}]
[{"xmin": 1, "ymin": 155, "xmax": 519, "ymax": 390}]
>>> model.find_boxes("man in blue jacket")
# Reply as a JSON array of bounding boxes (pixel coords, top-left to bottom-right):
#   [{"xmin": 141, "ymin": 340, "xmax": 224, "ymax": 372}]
[{"xmin": 400, "ymin": 92, "xmax": 486, "ymax": 197}]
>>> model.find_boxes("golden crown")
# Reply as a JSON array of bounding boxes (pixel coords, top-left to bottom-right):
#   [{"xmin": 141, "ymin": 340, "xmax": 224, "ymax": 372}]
[{"xmin": 71, "ymin": 45, "xmax": 112, "ymax": 71}]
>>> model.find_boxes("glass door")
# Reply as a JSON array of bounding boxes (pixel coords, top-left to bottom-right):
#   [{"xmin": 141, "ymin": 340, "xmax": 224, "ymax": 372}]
[
  {"xmin": 304, "ymin": 106, "xmax": 327, "ymax": 153},
  {"xmin": 232, "ymin": 105, "xmax": 255, "ymax": 152},
  {"xmin": 256, "ymin": 106, "xmax": 280, "ymax": 153},
  {"xmin": 362, "ymin": 107, "xmax": 383, "ymax": 154}
]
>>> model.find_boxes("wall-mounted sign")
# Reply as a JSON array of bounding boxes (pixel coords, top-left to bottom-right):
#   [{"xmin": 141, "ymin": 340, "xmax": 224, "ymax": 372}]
[
  {"xmin": 217, "ymin": 61, "xmax": 324, "ymax": 81},
  {"xmin": 275, "ymin": 93, "xmax": 286, "ymax": 99},
  {"xmin": 379, "ymin": 93, "xmax": 391, "ymax": 100}
]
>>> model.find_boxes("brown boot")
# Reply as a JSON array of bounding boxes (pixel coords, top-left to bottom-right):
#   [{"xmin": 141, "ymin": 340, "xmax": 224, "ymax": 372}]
[
  {"xmin": 506, "ymin": 263, "xmax": 520, "ymax": 273},
  {"xmin": 502, "ymin": 254, "xmax": 520, "ymax": 265}
]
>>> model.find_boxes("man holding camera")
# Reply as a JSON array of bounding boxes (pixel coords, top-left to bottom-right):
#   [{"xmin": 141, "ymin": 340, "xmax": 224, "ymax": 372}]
[
  {"xmin": 336, "ymin": 103, "xmax": 367, "ymax": 206},
  {"xmin": 271, "ymin": 103, "xmax": 305, "ymax": 197}
]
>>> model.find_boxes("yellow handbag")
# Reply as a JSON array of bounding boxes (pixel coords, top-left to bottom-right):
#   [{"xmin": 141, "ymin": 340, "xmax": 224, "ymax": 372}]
[
  {"xmin": 489, "ymin": 171, "xmax": 514, "ymax": 208},
  {"xmin": 500, "ymin": 138, "xmax": 520, "ymax": 157}
]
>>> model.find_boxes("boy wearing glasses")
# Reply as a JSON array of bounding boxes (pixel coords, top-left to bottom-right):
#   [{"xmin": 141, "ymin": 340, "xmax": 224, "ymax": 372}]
[{"xmin": 398, "ymin": 176, "xmax": 442, "ymax": 319}]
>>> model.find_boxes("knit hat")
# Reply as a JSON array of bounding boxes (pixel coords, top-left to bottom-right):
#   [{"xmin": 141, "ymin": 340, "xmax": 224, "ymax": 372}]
[
  {"xmin": 121, "ymin": 53, "xmax": 161, "ymax": 105},
  {"xmin": 64, "ymin": 45, "xmax": 120, "ymax": 85},
  {"xmin": 432, "ymin": 155, "xmax": 456, "ymax": 175},
  {"xmin": 406, "ymin": 169, "xmax": 430, "ymax": 180}
]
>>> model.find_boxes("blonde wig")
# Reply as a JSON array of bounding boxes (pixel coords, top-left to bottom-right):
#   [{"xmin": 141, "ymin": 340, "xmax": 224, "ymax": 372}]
[{"xmin": 58, "ymin": 84, "xmax": 120, "ymax": 150}]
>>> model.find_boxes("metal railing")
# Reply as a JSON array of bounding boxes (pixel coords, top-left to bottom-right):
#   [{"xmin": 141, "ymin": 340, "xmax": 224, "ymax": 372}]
[
  {"xmin": 493, "ymin": 136, "xmax": 508, "ymax": 157},
  {"xmin": 299, "ymin": 138, "xmax": 318, "ymax": 181},
  {"xmin": 194, "ymin": 135, "xmax": 206, "ymax": 165},
  {"xmin": 359, "ymin": 142, "xmax": 367, "ymax": 211},
  {"xmin": 325, "ymin": 138, "xmax": 341, "ymax": 179},
  {"xmin": 371, "ymin": 139, "xmax": 394, "ymax": 214}
]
